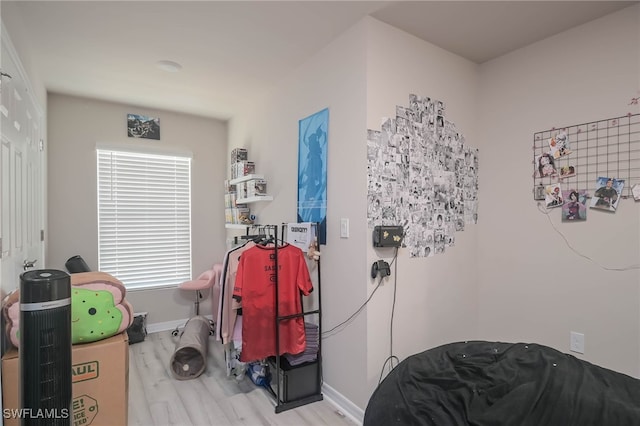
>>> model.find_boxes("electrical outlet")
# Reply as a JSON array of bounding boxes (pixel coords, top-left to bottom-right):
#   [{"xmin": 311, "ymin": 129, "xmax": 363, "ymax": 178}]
[{"xmin": 570, "ymin": 331, "xmax": 585, "ymax": 354}]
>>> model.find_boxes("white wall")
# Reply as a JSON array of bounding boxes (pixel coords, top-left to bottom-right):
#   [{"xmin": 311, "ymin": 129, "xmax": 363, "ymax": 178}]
[
  {"xmin": 228, "ymin": 20, "xmax": 371, "ymax": 409},
  {"xmin": 364, "ymin": 16, "xmax": 480, "ymax": 401},
  {"xmin": 477, "ymin": 5, "xmax": 640, "ymax": 377},
  {"xmin": 1, "ymin": 2, "xmax": 46, "ymax": 107},
  {"xmin": 47, "ymin": 93, "xmax": 228, "ymax": 322},
  {"xmin": 228, "ymin": 16, "xmax": 481, "ymax": 411}
]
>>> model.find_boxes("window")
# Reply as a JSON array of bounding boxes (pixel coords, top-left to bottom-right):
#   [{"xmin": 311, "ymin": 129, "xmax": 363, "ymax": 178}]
[{"xmin": 97, "ymin": 149, "xmax": 191, "ymax": 290}]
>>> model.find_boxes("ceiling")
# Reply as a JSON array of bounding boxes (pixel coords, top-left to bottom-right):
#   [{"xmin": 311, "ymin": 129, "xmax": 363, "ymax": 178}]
[{"xmin": 4, "ymin": 1, "xmax": 637, "ymax": 121}]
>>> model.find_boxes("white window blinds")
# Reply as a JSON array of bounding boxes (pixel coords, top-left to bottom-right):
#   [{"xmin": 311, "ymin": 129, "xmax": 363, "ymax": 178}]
[{"xmin": 97, "ymin": 149, "xmax": 192, "ymax": 290}]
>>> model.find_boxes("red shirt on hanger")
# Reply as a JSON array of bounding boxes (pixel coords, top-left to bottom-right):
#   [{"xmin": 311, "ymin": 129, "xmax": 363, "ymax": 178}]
[{"xmin": 233, "ymin": 244, "xmax": 313, "ymax": 362}]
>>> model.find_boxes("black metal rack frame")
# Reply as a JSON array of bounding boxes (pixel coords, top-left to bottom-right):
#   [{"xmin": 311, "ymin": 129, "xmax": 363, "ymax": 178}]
[{"xmin": 261, "ymin": 223, "xmax": 323, "ymax": 413}]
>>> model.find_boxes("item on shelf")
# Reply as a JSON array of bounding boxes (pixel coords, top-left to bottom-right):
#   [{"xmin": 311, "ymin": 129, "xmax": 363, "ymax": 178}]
[
  {"xmin": 224, "ymin": 192, "xmax": 234, "ymax": 208},
  {"xmin": 236, "ymin": 182, "xmax": 247, "ymax": 199},
  {"xmin": 231, "ymin": 161, "xmax": 256, "ymax": 179},
  {"xmin": 225, "ymin": 163, "xmax": 272, "ymax": 228},
  {"xmin": 247, "ymin": 179, "xmax": 267, "ymax": 197},
  {"xmin": 225, "ymin": 208, "xmax": 233, "ymax": 224},
  {"xmin": 224, "ymin": 189, "xmax": 248, "ymax": 209},
  {"xmin": 238, "ymin": 213, "xmax": 253, "ymax": 225},
  {"xmin": 231, "ymin": 207, "xmax": 251, "ymax": 224},
  {"xmin": 231, "ymin": 148, "xmax": 248, "ymax": 163},
  {"xmin": 229, "ymin": 176, "xmax": 272, "ymax": 203}
]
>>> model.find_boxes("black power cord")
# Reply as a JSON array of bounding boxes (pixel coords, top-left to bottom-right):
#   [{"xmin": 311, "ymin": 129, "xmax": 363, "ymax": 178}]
[
  {"xmin": 322, "ymin": 248, "xmax": 399, "ymax": 338},
  {"xmin": 378, "ymin": 247, "xmax": 399, "ymax": 384}
]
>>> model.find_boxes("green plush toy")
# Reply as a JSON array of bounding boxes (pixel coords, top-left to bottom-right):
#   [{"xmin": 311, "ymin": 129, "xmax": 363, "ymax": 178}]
[
  {"xmin": 3, "ymin": 272, "xmax": 133, "ymax": 348},
  {"xmin": 72, "ymin": 287, "xmax": 124, "ymax": 344}
]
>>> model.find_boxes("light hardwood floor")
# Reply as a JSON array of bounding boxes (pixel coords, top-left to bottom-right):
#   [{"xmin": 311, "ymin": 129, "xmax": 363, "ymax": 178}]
[{"xmin": 128, "ymin": 331, "xmax": 359, "ymax": 426}]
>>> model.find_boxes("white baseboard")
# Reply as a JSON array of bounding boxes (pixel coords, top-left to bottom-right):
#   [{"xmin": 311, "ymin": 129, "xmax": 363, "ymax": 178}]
[
  {"xmin": 146, "ymin": 319, "xmax": 186, "ymax": 334},
  {"xmin": 322, "ymin": 382, "xmax": 364, "ymax": 425},
  {"xmin": 146, "ymin": 315, "xmax": 213, "ymax": 334}
]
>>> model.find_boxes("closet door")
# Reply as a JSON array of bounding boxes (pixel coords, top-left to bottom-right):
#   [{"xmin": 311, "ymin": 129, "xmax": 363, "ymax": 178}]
[{"xmin": 0, "ymin": 28, "xmax": 45, "ymax": 297}]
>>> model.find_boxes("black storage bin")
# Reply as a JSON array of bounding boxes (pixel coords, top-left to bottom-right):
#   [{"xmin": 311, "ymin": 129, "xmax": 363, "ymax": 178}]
[
  {"xmin": 268, "ymin": 357, "xmax": 320, "ymax": 403},
  {"xmin": 64, "ymin": 255, "xmax": 91, "ymax": 273}
]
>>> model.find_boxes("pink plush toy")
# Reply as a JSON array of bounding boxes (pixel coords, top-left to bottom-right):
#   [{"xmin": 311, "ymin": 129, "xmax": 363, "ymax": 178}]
[{"xmin": 3, "ymin": 271, "xmax": 134, "ymax": 347}]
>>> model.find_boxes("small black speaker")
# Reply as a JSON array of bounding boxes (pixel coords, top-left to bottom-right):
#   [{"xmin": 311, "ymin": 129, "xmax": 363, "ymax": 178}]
[
  {"xmin": 20, "ymin": 269, "xmax": 72, "ymax": 425},
  {"xmin": 64, "ymin": 255, "xmax": 90, "ymax": 274}
]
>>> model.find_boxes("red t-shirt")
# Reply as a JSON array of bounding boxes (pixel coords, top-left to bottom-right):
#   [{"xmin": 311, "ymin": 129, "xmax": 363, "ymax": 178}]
[{"xmin": 233, "ymin": 244, "xmax": 313, "ymax": 362}]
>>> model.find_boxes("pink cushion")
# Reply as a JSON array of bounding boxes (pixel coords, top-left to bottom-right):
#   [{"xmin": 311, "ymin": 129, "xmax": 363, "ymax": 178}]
[{"xmin": 179, "ymin": 269, "xmax": 215, "ymax": 291}]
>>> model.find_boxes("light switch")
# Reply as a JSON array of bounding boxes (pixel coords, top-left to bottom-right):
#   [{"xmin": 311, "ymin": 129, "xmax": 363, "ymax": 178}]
[{"xmin": 340, "ymin": 218, "xmax": 349, "ymax": 238}]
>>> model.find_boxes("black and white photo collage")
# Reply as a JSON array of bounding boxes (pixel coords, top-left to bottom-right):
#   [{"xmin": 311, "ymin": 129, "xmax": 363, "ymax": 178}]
[{"xmin": 367, "ymin": 94, "xmax": 479, "ymax": 258}]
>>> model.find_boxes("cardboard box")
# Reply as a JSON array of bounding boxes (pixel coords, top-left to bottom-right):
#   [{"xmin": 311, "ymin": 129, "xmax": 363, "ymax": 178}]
[{"xmin": 2, "ymin": 332, "xmax": 129, "ymax": 426}]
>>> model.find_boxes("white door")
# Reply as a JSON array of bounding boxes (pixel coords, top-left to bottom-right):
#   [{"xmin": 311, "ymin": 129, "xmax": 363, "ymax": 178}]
[{"xmin": 0, "ymin": 28, "xmax": 45, "ymax": 301}]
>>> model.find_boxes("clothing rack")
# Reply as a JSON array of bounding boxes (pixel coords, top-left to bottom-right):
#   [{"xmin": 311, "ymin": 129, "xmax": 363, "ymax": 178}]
[
  {"xmin": 264, "ymin": 222, "xmax": 323, "ymax": 413},
  {"xmin": 230, "ymin": 224, "xmax": 276, "ymax": 246}
]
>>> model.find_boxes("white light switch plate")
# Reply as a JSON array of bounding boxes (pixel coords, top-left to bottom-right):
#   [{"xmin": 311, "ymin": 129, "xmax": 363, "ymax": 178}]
[{"xmin": 340, "ymin": 218, "xmax": 349, "ymax": 238}]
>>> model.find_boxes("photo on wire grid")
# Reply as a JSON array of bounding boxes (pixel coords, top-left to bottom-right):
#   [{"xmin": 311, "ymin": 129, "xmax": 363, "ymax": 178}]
[
  {"xmin": 590, "ymin": 177, "xmax": 624, "ymax": 212},
  {"xmin": 548, "ymin": 130, "xmax": 571, "ymax": 159},
  {"xmin": 558, "ymin": 165, "xmax": 576, "ymax": 179},
  {"xmin": 545, "ymin": 183, "xmax": 563, "ymax": 208},
  {"xmin": 561, "ymin": 189, "xmax": 587, "ymax": 221},
  {"xmin": 536, "ymin": 153, "xmax": 557, "ymax": 178}
]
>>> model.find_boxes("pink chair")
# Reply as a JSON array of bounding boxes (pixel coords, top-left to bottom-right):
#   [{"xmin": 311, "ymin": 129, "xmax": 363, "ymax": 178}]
[
  {"xmin": 180, "ymin": 269, "xmax": 215, "ymax": 316},
  {"xmin": 172, "ymin": 269, "xmax": 215, "ymax": 336}
]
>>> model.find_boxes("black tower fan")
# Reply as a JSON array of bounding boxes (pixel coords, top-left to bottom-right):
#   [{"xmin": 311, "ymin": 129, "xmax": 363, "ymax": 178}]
[{"xmin": 20, "ymin": 269, "xmax": 72, "ymax": 425}]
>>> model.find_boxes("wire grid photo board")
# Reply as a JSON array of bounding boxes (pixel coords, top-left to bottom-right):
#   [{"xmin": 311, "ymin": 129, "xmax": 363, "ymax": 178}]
[{"xmin": 533, "ymin": 113, "xmax": 640, "ymax": 200}]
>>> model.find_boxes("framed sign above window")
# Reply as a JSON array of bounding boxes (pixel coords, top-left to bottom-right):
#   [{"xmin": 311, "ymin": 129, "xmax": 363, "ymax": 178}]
[{"xmin": 127, "ymin": 113, "xmax": 160, "ymax": 140}]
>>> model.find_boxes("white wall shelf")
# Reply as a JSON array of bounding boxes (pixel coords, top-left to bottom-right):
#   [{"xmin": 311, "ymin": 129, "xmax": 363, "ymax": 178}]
[
  {"xmin": 225, "ymin": 223, "xmax": 250, "ymax": 229},
  {"xmin": 237, "ymin": 195, "xmax": 273, "ymax": 204},
  {"xmin": 227, "ymin": 168, "xmax": 272, "ymax": 225},
  {"xmin": 229, "ymin": 174, "xmax": 265, "ymax": 185}
]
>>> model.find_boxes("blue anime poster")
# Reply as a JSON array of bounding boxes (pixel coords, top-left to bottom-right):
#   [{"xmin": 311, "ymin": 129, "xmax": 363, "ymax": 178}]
[{"xmin": 298, "ymin": 108, "xmax": 328, "ymax": 245}]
